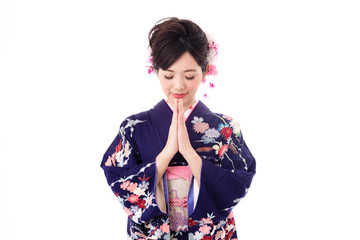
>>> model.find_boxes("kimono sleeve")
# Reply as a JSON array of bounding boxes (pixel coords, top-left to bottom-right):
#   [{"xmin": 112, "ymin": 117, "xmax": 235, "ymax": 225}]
[
  {"xmin": 193, "ymin": 122, "xmax": 256, "ymax": 219},
  {"xmin": 100, "ymin": 119, "xmax": 164, "ymax": 224}
]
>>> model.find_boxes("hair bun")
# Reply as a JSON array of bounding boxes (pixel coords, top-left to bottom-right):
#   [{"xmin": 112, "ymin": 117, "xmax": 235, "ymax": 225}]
[{"xmin": 148, "ymin": 17, "xmax": 209, "ymax": 72}]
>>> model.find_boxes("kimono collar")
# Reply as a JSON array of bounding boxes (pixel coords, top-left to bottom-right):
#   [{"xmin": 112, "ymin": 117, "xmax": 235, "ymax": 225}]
[
  {"xmin": 164, "ymin": 98, "xmax": 199, "ymax": 121},
  {"xmin": 151, "ymin": 99, "xmax": 212, "ymax": 125}
]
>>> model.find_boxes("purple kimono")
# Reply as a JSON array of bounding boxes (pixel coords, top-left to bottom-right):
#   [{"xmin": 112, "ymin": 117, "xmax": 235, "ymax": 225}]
[{"xmin": 100, "ymin": 99, "xmax": 256, "ymax": 240}]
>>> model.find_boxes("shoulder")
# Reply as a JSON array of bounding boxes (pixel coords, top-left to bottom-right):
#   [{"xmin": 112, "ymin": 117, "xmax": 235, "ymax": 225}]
[
  {"xmin": 190, "ymin": 111, "xmax": 242, "ymax": 139},
  {"xmin": 214, "ymin": 113, "xmax": 242, "ymax": 138},
  {"xmin": 118, "ymin": 110, "xmax": 150, "ymax": 136}
]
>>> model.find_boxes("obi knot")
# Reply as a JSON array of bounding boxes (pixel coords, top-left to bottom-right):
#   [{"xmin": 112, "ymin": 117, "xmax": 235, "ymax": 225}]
[{"xmin": 169, "ymin": 197, "xmax": 188, "ymax": 208}]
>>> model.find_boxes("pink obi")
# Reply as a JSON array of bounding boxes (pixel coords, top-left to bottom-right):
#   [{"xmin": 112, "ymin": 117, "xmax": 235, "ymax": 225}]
[{"xmin": 166, "ymin": 165, "xmax": 192, "ymax": 181}]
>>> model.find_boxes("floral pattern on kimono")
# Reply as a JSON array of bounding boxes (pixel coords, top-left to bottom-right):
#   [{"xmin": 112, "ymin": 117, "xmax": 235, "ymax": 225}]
[{"xmin": 101, "ymin": 99, "xmax": 256, "ymax": 240}]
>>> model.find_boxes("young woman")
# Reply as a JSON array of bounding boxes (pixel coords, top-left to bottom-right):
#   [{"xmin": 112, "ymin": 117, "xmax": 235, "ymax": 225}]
[{"xmin": 100, "ymin": 17, "xmax": 256, "ymax": 240}]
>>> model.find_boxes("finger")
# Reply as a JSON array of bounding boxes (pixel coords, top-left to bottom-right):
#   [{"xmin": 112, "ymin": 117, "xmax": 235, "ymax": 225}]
[
  {"xmin": 172, "ymin": 100, "xmax": 178, "ymax": 122},
  {"xmin": 179, "ymin": 99, "xmax": 184, "ymax": 124}
]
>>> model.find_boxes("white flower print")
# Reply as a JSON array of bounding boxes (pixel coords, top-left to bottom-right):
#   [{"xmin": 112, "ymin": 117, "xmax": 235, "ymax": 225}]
[
  {"xmin": 133, "ymin": 210, "xmax": 142, "ymax": 222},
  {"xmin": 204, "ymin": 128, "xmax": 220, "ymax": 139},
  {"xmin": 201, "ymin": 135, "xmax": 215, "ymax": 144},
  {"xmin": 226, "ymin": 224, "xmax": 234, "ymax": 232},
  {"xmin": 191, "ymin": 116, "xmax": 204, "ymax": 124},
  {"xmin": 130, "ymin": 205, "xmax": 139, "ymax": 213},
  {"xmin": 193, "ymin": 231, "xmax": 204, "ymax": 240},
  {"xmin": 229, "ymin": 120, "xmax": 241, "ymax": 136},
  {"xmin": 154, "ymin": 228, "xmax": 163, "ymax": 238},
  {"xmin": 139, "ymin": 181, "xmax": 150, "ymax": 190},
  {"xmin": 133, "ymin": 187, "xmax": 146, "ymax": 196}
]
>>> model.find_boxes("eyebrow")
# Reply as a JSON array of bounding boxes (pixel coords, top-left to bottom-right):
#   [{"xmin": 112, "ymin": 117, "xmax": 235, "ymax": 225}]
[{"xmin": 164, "ymin": 69, "xmax": 197, "ymax": 73}]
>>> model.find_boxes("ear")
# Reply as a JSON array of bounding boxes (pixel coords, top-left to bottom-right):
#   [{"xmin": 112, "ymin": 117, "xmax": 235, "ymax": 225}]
[{"xmin": 201, "ymin": 63, "xmax": 210, "ymax": 82}]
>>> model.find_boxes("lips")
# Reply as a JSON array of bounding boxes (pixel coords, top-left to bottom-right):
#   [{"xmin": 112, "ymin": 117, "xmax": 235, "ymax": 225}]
[{"xmin": 172, "ymin": 93, "xmax": 187, "ymax": 99}]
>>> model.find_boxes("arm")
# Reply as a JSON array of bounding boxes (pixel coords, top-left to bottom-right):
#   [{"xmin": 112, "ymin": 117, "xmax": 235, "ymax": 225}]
[
  {"xmin": 186, "ymin": 115, "xmax": 256, "ymax": 221},
  {"xmin": 100, "ymin": 118, "xmax": 167, "ymax": 224}
]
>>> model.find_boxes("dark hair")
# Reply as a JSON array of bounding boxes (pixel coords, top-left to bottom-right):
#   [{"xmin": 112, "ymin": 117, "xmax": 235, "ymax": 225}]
[{"xmin": 148, "ymin": 17, "xmax": 209, "ymax": 73}]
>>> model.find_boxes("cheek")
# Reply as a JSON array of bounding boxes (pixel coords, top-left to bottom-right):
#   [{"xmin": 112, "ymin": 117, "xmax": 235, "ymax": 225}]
[
  {"xmin": 187, "ymin": 79, "xmax": 202, "ymax": 91},
  {"xmin": 160, "ymin": 79, "xmax": 172, "ymax": 91}
]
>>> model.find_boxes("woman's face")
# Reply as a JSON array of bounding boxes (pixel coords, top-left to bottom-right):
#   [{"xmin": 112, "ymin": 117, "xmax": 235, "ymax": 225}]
[{"xmin": 158, "ymin": 51, "xmax": 207, "ymax": 110}]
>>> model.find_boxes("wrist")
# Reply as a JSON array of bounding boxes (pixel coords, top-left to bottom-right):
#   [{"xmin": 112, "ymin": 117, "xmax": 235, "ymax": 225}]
[
  {"xmin": 160, "ymin": 145, "xmax": 176, "ymax": 160},
  {"xmin": 182, "ymin": 148, "xmax": 198, "ymax": 161}
]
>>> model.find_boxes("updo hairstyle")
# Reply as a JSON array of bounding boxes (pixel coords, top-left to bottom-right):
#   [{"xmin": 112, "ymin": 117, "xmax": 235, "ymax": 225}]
[{"xmin": 148, "ymin": 17, "xmax": 209, "ymax": 73}]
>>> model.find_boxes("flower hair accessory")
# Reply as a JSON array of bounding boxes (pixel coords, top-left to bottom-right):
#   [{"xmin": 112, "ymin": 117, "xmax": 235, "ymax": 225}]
[
  {"xmin": 146, "ymin": 53, "xmax": 155, "ymax": 74},
  {"xmin": 202, "ymin": 33, "xmax": 219, "ymax": 98},
  {"xmin": 146, "ymin": 34, "xmax": 219, "ymax": 99}
]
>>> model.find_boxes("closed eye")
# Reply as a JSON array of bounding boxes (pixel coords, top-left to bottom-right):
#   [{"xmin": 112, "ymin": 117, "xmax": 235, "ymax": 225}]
[
  {"xmin": 185, "ymin": 76, "xmax": 195, "ymax": 80},
  {"xmin": 164, "ymin": 76, "xmax": 173, "ymax": 80}
]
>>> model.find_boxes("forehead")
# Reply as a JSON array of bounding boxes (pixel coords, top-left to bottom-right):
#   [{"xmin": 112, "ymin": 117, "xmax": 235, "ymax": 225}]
[{"xmin": 164, "ymin": 52, "xmax": 201, "ymax": 72}]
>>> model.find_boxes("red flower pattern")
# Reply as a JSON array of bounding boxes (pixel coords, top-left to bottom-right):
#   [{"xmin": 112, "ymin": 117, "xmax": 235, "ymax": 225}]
[
  {"xmin": 188, "ymin": 219, "xmax": 198, "ymax": 227},
  {"xmin": 202, "ymin": 235, "xmax": 213, "ymax": 240},
  {"xmin": 115, "ymin": 139, "xmax": 122, "ymax": 153},
  {"xmin": 219, "ymin": 144, "xmax": 229, "ymax": 157},
  {"xmin": 136, "ymin": 199, "xmax": 146, "ymax": 209},
  {"xmin": 220, "ymin": 127, "xmax": 233, "ymax": 139}
]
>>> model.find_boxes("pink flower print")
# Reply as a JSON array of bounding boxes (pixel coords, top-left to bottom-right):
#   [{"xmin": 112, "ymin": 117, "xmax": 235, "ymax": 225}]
[
  {"xmin": 127, "ymin": 182, "xmax": 138, "ymax": 193},
  {"xmin": 146, "ymin": 194, "xmax": 153, "ymax": 207},
  {"xmin": 124, "ymin": 141, "xmax": 130, "ymax": 157},
  {"xmin": 120, "ymin": 180, "xmax": 130, "ymax": 190},
  {"xmin": 160, "ymin": 222, "xmax": 170, "ymax": 233},
  {"xmin": 222, "ymin": 115, "xmax": 233, "ymax": 121},
  {"xmin": 124, "ymin": 207, "xmax": 132, "ymax": 217},
  {"xmin": 202, "ymin": 217, "xmax": 213, "ymax": 225},
  {"xmin": 128, "ymin": 194, "xmax": 139, "ymax": 203},
  {"xmin": 105, "ymin": 154, "xmax": 115, "ymax": 166},
  {"xmin": 215, "ymin": 230, "xmax": 224, "ymax": 240},
  {"xmin": 193, "ymin": 122, "xmax": 210, "ymax": 134},
  {"xmin": 199, "ymin": 225, "xmax": 211, "ymax": 235}
]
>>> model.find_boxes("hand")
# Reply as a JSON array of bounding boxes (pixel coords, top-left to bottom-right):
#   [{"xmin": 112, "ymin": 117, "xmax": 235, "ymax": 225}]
[
  {"xmin": 156, "ymin": 99, "xmax": 200, "ymax": 186},
  {"xmin": 163, "ymin": 99, "xmax": 179, "ymax": 158},
  {"xmin": 177, "ymin": 99, "xmax": 195, "ymax": 158}
]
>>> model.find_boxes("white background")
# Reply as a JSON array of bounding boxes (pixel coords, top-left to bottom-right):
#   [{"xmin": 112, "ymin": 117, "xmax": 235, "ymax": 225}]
[{"xmin": 1, "ymin": 0, "xmax": 359, "ymax": 239}]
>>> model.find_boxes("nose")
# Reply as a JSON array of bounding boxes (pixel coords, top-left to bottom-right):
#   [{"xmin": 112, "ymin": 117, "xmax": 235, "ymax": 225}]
[{"xmin": 174, "ymin": 77, "xmax": 186, "ymax": 91}]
